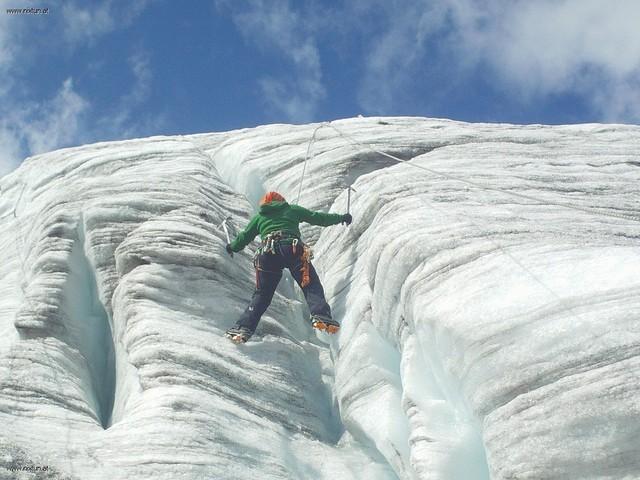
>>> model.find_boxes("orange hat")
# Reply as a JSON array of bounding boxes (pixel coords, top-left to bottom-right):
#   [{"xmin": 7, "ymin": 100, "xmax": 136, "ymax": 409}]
[{"xmin": 259, "ymin": 191, "xmax": 285, "ymax": 206}]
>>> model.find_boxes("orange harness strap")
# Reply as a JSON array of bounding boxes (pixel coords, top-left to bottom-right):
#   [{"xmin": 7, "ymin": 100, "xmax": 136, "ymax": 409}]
[{"xmin": 300, "ymin": 245, "xmax": 312, "ymax": 288}]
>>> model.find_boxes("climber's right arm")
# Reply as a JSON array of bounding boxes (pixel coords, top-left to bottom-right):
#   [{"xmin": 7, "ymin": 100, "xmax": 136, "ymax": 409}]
[{"xmin": 290, "ymin": 204, "xmax": 344, "ymax": 227}]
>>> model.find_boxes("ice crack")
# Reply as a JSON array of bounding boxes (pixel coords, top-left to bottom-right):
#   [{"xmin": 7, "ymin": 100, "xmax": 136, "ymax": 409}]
[{"xmin": 63, "ymin": 216, "xmax": 116, "ymax": 428}]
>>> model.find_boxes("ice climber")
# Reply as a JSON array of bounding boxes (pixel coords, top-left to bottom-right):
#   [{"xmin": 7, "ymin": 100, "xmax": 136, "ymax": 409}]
[{"xmin": 224, "ymin": 191, "xmax": 352, "ymax": 344}]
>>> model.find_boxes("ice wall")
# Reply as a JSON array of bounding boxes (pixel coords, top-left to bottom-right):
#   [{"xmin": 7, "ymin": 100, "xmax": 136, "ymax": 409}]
[
  {"xmin": 0, "ymin": 132, "xmax": 393, "ymax": 479},
  {"xmin": 204, "ymin": 118, "xmax": 640, "ymax": 479},
  {"xmin": 1, "ymin": 117, "xmax": 639, "ymax": 479}
]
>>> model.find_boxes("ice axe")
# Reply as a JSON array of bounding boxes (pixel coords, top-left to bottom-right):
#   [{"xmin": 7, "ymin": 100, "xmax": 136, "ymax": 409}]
[
  {"xmin": 346, "ymin": 185, "xmax": 356, "ymax": 215},
  {"xmin": 218, "ymin": 216, "xmax": 233, "ymax": 257}
]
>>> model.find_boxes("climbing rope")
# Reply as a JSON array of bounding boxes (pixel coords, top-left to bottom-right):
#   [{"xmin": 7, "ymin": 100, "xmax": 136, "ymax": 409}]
[
  {"xmin": 298, "ymin": 120, "xmax": 639, "ymax": 344},
  {"xmin": 324, "ymin": 122, "xmax": 640, "ymax": 225},
  {"xmin": 420, "ymin": 193, "xmax": 621, "ymax": 361},
  {"xmin": 12, "ymin": 182, "xmax": 32, "ymax": 295},
  {"xmin": 296, "ymin": 123, "xmax": 328, "ymax": 204},
  {"xmin": 296, "ymin": 120, "xmax": 640, "ymax": 224}
]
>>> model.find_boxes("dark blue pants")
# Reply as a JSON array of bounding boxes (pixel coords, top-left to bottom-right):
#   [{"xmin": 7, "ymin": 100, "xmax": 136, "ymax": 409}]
[{"xmin": 235, "ymin": 242, "xmax": 332, "ymax": 333}]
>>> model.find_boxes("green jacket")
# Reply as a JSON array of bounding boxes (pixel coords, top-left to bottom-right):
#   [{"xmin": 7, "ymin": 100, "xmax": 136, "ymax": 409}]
[{"xmin": 229, "ymin": 201, "xmax": 343, "ymax": 252}]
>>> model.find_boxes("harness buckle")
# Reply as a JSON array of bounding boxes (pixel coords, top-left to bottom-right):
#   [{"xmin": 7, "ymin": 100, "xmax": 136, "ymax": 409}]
[{"xmin": 263, "ymin": 231, "xmax": 284, "ymax": 254}]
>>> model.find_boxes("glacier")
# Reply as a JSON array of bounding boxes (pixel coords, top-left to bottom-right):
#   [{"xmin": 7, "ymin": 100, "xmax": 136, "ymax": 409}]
[{"xmin": 0, "ymin": 116, "xmax": 639, "ymax": 480}]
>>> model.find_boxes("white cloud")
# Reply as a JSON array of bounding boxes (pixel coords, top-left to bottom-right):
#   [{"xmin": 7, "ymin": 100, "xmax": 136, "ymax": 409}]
[
  {"xmin": 21, "ymin": 78, "xmax": 90, "ymax": 155},
  {"xmin": 0, "ymin": 1, "xmax": 157, "ymax": 178},
  {"xmin": 356, "ymin": 0, "xmax": 640, "ymax": 122},
  {"xmin": 61, "ymin": 0, "xmax": 152, "ymax": 46},
  {"xmin": 592, "ymin": 77, "xmax": 640, "ymax": 123},
  {"xmin": 62, "ymin": 2, "xmax": 115, "ymax": 44},
  {"xmin": 0, "ymin": 1, "xmax": 13, "ymax": 65},
  {"xmin": 471, "ymin": 1, "xmax": 640, "ymax": 95},
  {"xmin": 0, "ymin": 122, "xmax": 23, "ymax": 177},
  {"xmin": 259, "ymin": 77, "xmax": 319, "ymax": 123},
  {"xmin": 0, "ymin": 0, "xmax": 22, "ymax": 97},
  {"xmin": 357, "ymin": 0, "xmax": 450, "ymax": 113},
  {"xmin": 0, "ymin": 56, "xmax": 158, "ymax": 177},
  {"xmin": 127, "ymin": 52, "xmax": 152, "ymax": 104},
  {"xmin": 99, "ymin": 50, "xmax": 158, "ymax": 138},
  {"xmin": 224, "ymin": 0, "xmax": 325, "ymax": 122},
  {"xmin": 0, "ymin": 78, "xmax": 89, "ymax": 171},
  {"xmin": 0, "ymin": 5, "xmax": 87, "ymax": 173},
  {"xmin": 465, "ymin": 0, "xmax": 640, "ymax": 121}
]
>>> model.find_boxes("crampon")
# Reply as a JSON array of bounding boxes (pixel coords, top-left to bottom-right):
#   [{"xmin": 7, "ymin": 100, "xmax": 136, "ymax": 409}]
[
  {"xmin": 311, "ymin": 317, "xmax": 340, "ymax": 334},
  {"xmin": 225, "ymin": 326, "xmax": 252, "ymax": 344}
]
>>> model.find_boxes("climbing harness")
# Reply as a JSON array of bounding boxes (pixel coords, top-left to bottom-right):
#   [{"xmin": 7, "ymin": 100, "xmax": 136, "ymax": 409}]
[
  {"xmin": 262, "ymin": 231, "xmax": 279, "ymax": 255},
  {"xmin": 253, "ymin": 232, "xmax": 282, "ymax": 285},
  {"xmin": 254, "ymin": 231, "xmax": 300, "ymax": 267},
  {"xmin": 259, "ymin": 231, "xmax": 298, "ymax": 255},
  {"xmin": 253, "ymin": 231, "xmax": 313, "ymax": 288}
]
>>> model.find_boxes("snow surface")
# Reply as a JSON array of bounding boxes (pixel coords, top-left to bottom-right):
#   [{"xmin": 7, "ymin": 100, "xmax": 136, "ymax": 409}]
[{"xmin": 1, "ymin": 117, "xmax": 639, "ymax": 479}]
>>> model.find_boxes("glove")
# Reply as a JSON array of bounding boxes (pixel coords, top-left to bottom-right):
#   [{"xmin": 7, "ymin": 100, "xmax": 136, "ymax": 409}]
[
  {"xmin": 225, "ymin": 244, "xmax": 234, "ymax": 257},
  {"xmin": 342, "ymin": 213, "xmax": 352, "ymax": 225}
]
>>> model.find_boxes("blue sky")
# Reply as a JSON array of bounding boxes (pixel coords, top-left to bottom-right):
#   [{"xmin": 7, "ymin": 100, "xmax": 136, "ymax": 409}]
[{"xmin": 1, "ymin": 0, "xmax": 639, "ymax": 175}]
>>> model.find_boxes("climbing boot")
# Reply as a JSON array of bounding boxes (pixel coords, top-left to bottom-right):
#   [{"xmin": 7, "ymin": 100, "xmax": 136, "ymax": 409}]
[
  {"xmin": 311, "ymin": 315, "xmax": 340, "ymax": 334},
  {"xmin": 225, "ymin": 326, "xmax": 253, "ymax": 344}
]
